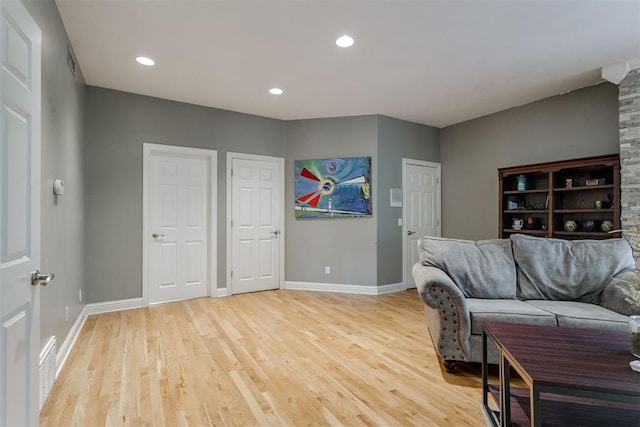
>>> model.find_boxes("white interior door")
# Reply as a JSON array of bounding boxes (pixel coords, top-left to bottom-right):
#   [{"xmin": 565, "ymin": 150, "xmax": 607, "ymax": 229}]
[
  {"xmin": 403, "ymin": 160, "xmax": 441, "ymax": 289},
  {"xmin": 144, "ymin": 145, "xmax": 216, "ymax": 305},
  {"xmin": 229, "ymin": 154, "xmax": 283, "ymax": 294},
  {"xmin": 1, "ymin": 0, "xmax": 42, "ymax": 424}
]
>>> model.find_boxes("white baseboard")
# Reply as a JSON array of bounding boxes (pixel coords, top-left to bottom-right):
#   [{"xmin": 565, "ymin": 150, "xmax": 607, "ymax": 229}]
[
  {"xmin": 284, "ymin": 281, "xmax": 405, "ymax": 295},
  {"xmin": 215, "ymin": 287, "xmax": 229, "ymax": 297},
  {"xmin": 55, "ymin": 304, "xmax": 88, "ymax": 378},
  {"xmin": 85, "ymin": 297, "xmax": 144, "ymax": 315}
]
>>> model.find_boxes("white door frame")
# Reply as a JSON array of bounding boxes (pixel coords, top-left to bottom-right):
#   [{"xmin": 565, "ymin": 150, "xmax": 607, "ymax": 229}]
[
  {"xmin": 142, "ymin": 143, "xmax": 217, "ymax": 306},
  {"xmin": 226, "ymin": 152, "xmax": 285, "ymax": 296},
  {"xmin": 402, "ymin": 158, "xmax": 441, "ymax": 290}
]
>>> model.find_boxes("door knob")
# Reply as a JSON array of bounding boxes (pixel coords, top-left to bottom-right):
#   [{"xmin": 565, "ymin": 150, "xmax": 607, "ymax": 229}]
[
  {"xmin": 270, "ymin": 230, "xmax": 280, "ymax": 237},
  {"xmin": 407, "ymin": 230, "xmax": 416, "ymax": 236},
  {"xmin": 152, "ymin": 233, "xmax": 165, "ymax": 239},
  {"xmin": 31, "ymin": 270, "xmax": 55, "ymax": 286}
]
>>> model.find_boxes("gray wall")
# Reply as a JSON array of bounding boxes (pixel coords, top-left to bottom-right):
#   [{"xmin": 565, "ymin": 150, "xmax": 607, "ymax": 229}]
[
  {"xmin": 285, "ymin": 116, "xmax": 378, "ymax": 286},
  {"xmin": 23, "ymin": 0, "xmax": 86, "ymax": 348},
  {"xmin": 440, "ymin": 83, "xmax": 620, "ymax": 240},
  {"xmin": 376, "ymin": 116, "xmax": 440, "ymax": 284},
  {"xmin": 84, "ymin": 87, "xmax": 286, "ymax": 303}
]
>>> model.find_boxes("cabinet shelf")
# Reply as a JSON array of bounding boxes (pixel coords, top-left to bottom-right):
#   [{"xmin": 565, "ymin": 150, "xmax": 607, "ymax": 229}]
[
  {"xmin": 554, "ymin": 208, "xmax": 613, "ymax": 214},
  {"xmin": 499, "ymin": 155, "xmax": 620, "ymax": 241},
  {"xmin": 503, "ymin": 189, "xmax": 548, "ymax": 195},
  {"xmin": 504, "ymin": 210, "xmax": 548, "ymax": 214},
  {"xmin": 553, "ymin": 184, "xmax": 614, "ymax": 192},
  {"xmin": 503, "ymin": 229, "xmax": 548, "ymax": 236},
  {"xmin": 553, "ymin": 231, "xmax": 619, "ymax": 238}
]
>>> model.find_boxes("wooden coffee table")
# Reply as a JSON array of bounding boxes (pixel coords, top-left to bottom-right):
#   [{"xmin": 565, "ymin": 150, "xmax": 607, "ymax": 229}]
[{"xmin": 481, "ymin": 322, "xmax": 640, "ymax": 427}]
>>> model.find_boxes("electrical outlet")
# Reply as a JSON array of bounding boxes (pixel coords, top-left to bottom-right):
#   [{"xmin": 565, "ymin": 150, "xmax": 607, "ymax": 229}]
[
  {"xmin": 65, "ymin": 306, "xmax": 69, "ymax": 323},
  {"xmin": 325, "ymin": 266, "xmax": 331, "ymax": 275},
  {"xmin": 79, "ymin": 289, "xmax": 83, "ymax": 303}
]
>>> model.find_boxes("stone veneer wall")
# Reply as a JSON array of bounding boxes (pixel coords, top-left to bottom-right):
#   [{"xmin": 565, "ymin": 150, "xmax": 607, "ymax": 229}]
[{"xmin": 620, "ymin": 68, "xmax": 640, "ymax": 251}]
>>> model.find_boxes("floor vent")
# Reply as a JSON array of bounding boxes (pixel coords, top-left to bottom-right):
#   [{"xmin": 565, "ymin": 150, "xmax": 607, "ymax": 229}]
[{"xmin": 39, "ymin": 336, "xmax": 56, "ymax": 411}]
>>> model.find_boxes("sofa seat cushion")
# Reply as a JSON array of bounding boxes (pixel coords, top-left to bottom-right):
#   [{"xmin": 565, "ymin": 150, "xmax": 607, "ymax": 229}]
[
  {"xmin": 418, "ymin": 237, "xmax": 516, "ymax": 299},
  {"xmin": 510, "ymin": 234, "xmax": 635, "ymax": 303},
  {"xmin": 525, "ymin": 300, "xmax": 629, "ymax": 332},
  {"xmin": 467, "ymin": 299, "xmax": 557, "ymax": 335}
]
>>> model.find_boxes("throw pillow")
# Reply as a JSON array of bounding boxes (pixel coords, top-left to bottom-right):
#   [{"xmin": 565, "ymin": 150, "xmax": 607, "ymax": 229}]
[
  {"xmin": 418, "ymin": 237, "xmax": 517, "ymax": 299},
  {"xmin": 510, "ymin": 234, "xmax": 635, "ymax": 302}
]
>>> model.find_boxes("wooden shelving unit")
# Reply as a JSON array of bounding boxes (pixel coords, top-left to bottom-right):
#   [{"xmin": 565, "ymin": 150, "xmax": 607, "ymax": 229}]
[{"xmin": 498, "ymin": 154, "xmax": 620, "ymax": 240}]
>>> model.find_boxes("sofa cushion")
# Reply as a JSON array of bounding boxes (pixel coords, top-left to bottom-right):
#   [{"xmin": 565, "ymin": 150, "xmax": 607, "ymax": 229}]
[
  {"xmin": 418, "ymin": 237, "xmax": 516, "ymax": 299},
  {"xmin": 467, "ymin": 299, "xmax": 557, "ymax": 335},
  {"xmin": 525, "ymin": 300, "xmax": 629, "ymax": 333},
  {"xmin": 510, "ymin": 234, "xmax": 635, "ymax": 303}
]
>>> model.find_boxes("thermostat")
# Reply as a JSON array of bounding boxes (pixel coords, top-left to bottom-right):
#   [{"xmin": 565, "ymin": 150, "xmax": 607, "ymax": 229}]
[{"xmin": 53, "ymin": 179, "xmax": 64, "ymax": 195}]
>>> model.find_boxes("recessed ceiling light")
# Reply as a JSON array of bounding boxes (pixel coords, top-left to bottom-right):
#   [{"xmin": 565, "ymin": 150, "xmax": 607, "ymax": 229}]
[
  {"xmin": 136, "ymin": 56, "xmax": 155, "ymax": 66},
  {"xmin": 269, "ymin": 88, "xmax": 283, "ymax": 95},
  {"xmin": 336, "ymin": 35, "xmax": 354, "ymax": 48}
]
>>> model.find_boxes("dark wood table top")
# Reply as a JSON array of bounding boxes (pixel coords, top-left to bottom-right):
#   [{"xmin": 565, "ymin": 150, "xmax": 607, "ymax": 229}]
[{"xmin": 483, "ymin": 322, "xmax": 640, "ymax": 398}]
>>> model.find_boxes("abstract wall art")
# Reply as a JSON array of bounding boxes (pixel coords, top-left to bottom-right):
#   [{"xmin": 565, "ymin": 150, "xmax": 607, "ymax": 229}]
[{"xmin": 294, "ymin": 156, "xmax": 372, "ymax": 218}]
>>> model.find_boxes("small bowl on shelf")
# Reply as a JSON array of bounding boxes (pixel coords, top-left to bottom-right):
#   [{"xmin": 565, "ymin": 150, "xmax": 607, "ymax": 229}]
[{"xmin": 601, "ymin": 220, "xmax": 614, "ymax": 232}]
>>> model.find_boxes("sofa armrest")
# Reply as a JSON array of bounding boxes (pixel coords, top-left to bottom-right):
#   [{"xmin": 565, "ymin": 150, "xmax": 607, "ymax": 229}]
[
  {"xmin": 599, "ymin": 269, "xmax": 640, "ymax": 316},
  {"xmin": 412, "ymin": 264, "xmax": 472, "ymax": 361}
]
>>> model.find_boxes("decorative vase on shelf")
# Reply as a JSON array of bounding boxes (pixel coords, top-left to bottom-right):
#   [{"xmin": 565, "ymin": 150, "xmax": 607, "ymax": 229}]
[
  {"xmin": 631, "ymin": 315, "xmax": 640, "ymax": 358},
  {"xmin": 516, "ymin": 175, "xmax": 527, "ymax": 191}
]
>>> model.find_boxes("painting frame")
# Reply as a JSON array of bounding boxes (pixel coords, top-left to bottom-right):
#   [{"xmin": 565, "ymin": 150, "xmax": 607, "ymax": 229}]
[{"xmin": 294, "ymin": 156, "xmax": 372, "ymax": 218}]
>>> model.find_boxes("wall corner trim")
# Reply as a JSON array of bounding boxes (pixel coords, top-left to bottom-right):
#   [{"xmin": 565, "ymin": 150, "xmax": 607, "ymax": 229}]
[
  {"xmin": 602, "ymin": 58, "xmax": 640, "ymax": 85},
  {"xmin": 284, "ymin": 281, "xmax": 404, "ymax": 295}
]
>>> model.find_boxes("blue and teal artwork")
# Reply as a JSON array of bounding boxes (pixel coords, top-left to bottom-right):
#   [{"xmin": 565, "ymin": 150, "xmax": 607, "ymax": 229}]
[{"xmin": 294, "ymin": 157, "xmax": 372, "ymax": 218}]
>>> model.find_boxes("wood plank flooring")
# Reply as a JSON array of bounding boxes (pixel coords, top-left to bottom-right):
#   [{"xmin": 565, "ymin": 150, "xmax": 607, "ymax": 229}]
[{"xmin": 40, "ymin": 290, "xmax": 490, "ymax": 426}]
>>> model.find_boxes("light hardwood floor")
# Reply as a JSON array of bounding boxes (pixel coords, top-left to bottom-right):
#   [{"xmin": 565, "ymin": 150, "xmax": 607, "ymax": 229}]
[{"xmin": 40, "ymin": 290, "xmax": 491, "ymax": 426}]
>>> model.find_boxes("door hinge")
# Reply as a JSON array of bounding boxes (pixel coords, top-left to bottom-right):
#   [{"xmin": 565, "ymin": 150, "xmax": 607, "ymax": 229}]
[
  {"xmin": 231, "ymin": 169, "xmax": 233, "ymax": 177},
  {"xmin": 231, "ymin": 270, "xmax": 233, "ymax": 277},
  {"xmin": 436, "ymin": 177, "xmax": 440, "ymax": 184},
  {"xmin": 230, "ymin": 219, "xmax": 233, "ymax": 227}
]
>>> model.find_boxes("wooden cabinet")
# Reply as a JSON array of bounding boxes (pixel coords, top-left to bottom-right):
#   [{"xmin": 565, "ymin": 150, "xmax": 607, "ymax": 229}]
[{"xmin": 499, "ymin": 155, "xmax": 620, "ymax": 239}]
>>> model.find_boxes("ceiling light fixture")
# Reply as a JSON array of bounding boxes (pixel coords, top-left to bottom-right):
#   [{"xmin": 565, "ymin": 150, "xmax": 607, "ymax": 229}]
[
  {"xmin": 136, "ymin": 56, "xmax": 155, "ymax": 66},
  {"xmin": 336, "ymin": 35, "xmax": 354, "ymax": 48},
  {"xmin": 269, "ymin": 88, "xmax": 283, "ymax": 95}
]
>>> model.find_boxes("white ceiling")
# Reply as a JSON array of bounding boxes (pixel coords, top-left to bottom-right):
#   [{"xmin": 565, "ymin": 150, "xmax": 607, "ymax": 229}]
[{"xmin": 55, "ymin": 0, "xmax": 640, "ymax": 128}]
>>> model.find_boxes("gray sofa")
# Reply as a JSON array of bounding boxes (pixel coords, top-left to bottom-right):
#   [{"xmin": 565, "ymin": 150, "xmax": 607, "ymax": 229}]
[{"xmin": 413, "ymin": 234, "xmax": 640, "ymax": 373}]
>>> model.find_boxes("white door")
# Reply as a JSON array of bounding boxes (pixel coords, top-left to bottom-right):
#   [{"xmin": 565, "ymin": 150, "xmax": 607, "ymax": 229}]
[
  {"xmin": 228, "ymin": 154, "xmax": 283, "ymax": 294},
  {"xmin": 144, "ymin": 145, "xmax": 216, "ymax": 305},
  {"xmin": 403, "ymin": 160, "xmax": 441, "ymax": 289},
  {"xmin": 0, "ymin": 0, "xmax": 42, "ymax": 425}
]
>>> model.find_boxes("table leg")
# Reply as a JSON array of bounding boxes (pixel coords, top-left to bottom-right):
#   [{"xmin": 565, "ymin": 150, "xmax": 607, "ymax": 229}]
[
  {"xmin": 482, "ymin": 329, "xmax": 499, "ymax": 427},
  {"xmin": 499, "ymin": 353, "xmax": 511, "ymax": 427},
  {"xmin": 483, "ymin": 330, "xmax": 489, "ymax": 406}
]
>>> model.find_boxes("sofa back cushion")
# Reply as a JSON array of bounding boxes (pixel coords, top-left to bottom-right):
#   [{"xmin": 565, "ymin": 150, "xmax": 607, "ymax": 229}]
[
  {"xmin": 510, "ymin": 234, "xmax": 635, "ymax": 302},
  {"xmin": 418, "ymin": 237, "xmax": 517, "ymax": 299}
]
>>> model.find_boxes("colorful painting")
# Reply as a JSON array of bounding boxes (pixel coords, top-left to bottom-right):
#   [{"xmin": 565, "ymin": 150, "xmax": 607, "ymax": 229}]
[{"xmin": 294, "ymin": 157, "xmax": 372, "ymax": 218}]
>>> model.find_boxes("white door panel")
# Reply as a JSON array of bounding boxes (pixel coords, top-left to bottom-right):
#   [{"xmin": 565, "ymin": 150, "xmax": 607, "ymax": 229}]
[
  {"xmin": 1, "ymin": 0, "xmax": 42, "ymax": 423},
  {"xmin": 230, "ymin": 156, "xmax": 283, "ymax": 294},
  {"xmin": 403, "ymin": 160, "xmax": 441, "ymax": 289},
  {"xmin": 145, "ymin": 145, "xmax": 216, "ymax": 305}
]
